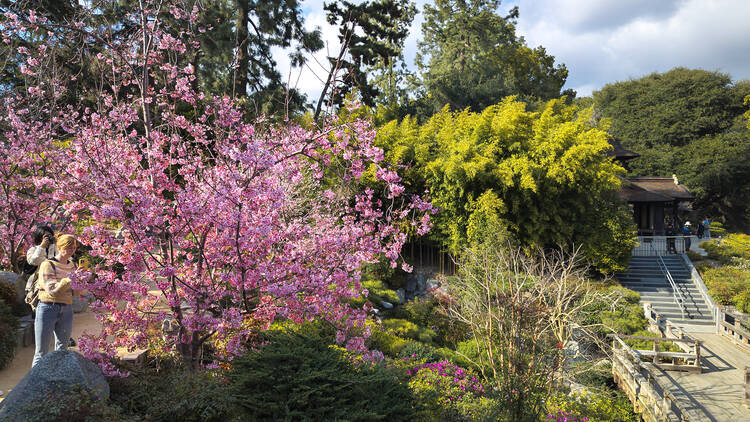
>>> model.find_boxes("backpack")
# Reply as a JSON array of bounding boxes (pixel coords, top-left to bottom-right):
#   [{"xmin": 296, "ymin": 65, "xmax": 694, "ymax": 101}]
[
  {"xmin": 24, "ymin": 259, "xmax": 56, "ymax": 311},
  {"xmin": 22, "ymin": 259, "xmax": 38, "ymax": 275}
]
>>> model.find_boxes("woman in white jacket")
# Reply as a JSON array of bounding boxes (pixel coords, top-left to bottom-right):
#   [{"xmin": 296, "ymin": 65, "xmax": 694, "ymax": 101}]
[{"xmin": 24, "ymin": 224, "xmax": 56, "ymax": 298}]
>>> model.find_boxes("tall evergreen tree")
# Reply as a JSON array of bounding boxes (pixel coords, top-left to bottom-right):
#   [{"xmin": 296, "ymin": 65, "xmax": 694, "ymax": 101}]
[
  {"xmin": 417, "ymin": 0, "xmax": 569, "ymax": 114},
  {"xmin": 315, "ymin": 0, "xmax": 415, "ymax": 119}
]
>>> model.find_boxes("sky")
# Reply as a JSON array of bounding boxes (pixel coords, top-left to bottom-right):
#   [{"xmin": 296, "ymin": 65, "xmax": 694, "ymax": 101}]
[{"xmin": 274, "ymin": 0, "xmax": 750, "ymax": 102}]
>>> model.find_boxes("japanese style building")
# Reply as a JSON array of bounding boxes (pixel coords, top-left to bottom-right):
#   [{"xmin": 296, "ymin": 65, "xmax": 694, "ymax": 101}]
[{"xmin": 608, "ymin": 139, "xmax": 695, "ymax": 236}]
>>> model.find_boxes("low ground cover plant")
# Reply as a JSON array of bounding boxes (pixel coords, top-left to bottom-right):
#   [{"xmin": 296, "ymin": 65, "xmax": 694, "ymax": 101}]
[{"xmin": 229, "ymin": 331, "xmax": 416, "ymax": 421}]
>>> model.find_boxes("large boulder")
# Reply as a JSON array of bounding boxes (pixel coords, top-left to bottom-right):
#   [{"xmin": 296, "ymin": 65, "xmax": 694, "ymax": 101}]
[
  {"xmin": 0, "ymin": 271, "xmax": 19, "ymax": 287},
  {"xmin": 0, "ymin": 350, "xmax": 109, "ymax": 421}
]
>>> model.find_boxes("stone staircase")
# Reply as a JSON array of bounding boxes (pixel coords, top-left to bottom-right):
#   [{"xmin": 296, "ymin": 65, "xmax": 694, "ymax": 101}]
[{"xmin": 616, "ymin": 255, "xmax": 714, "ymax": 327}]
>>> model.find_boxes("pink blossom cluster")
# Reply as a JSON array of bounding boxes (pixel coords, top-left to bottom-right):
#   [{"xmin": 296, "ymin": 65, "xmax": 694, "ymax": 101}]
[
  {"xmin": 0, "ymin": 9, "xmax": 69, "ymax": 272},
  {"xmin": 2, "ymin": 1, "xmax": 433, "ymax": 374}
]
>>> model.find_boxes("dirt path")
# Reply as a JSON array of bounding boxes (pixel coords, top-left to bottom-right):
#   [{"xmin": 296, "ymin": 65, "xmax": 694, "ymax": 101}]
[{"xmin": 0, "ymin": 311, "xmax": 102, "ymax": 402}]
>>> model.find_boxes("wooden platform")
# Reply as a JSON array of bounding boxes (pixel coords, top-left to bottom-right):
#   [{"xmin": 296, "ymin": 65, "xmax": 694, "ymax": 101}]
[{"xmin": 647, "ymin": 332, "xmax": 750, "ymax": 421}]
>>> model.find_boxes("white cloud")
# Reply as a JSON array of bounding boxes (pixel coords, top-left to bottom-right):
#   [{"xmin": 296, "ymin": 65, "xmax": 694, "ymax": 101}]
[{"xmin": 514, "ymin": 0, "xmax": 750, "ymax": 96}]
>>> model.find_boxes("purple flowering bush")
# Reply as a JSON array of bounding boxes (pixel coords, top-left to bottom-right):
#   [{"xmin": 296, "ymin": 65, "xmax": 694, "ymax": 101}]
[
  {"xmin": 399, "ymin": 357, "xmax": 496, "ymax": 420},
  {"xmin": 546, "ymin": 410, "xmax": 589, "ymax": 422}
]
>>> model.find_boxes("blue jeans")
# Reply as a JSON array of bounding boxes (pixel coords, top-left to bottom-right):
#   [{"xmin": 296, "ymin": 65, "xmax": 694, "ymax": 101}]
[{"xmin": 32, "ymin": 302, "xmax": 73, "ymax": 367}]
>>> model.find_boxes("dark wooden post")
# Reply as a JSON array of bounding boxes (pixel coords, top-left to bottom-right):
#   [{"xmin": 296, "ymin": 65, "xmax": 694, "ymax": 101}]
[{"xmin": 694, "ymin": 340, "xmax": 701, "ymax": 369}]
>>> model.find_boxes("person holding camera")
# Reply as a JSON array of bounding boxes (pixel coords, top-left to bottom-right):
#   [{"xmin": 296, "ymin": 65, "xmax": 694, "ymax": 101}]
[
  {"xmin": 24, "ymin": 224, "xmax": 57, "ymax": 295},
  {"xmin": 32, "ymin": 234, "xmax": 83, "ymax": 367},
  {"xmin": 24, "ymin": 224, "xmax": 78, "ymax": 349},
  {"xmin": 26, "ymin": 224, "xmax": 56, "ymax": 267}
]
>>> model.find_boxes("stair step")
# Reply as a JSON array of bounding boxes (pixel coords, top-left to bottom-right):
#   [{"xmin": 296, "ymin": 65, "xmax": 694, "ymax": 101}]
[
  {"xmin": 627, "ymin": 288, "xmax": 701, "ymax": 295},
  {"xmin": 668, "ymin": 319, "xmax": 716, "ymax": 326},
  {"xmin": 657, "ymin": 312, "xmax": 713, "ymax": 321}
]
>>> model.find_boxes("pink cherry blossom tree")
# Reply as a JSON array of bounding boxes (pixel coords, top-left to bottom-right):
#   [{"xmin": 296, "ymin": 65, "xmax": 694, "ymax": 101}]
[
  {"xmin": 2, "ymin": 1, "xmax": 433, "ymax": 373},
  {"xmin": 0, "ymin": 9, "xmax": 69, "ymax": 272}
]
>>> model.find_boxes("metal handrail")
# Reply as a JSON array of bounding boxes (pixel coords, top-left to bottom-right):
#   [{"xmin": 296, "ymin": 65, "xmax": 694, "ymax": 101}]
[{"xmin": 650, "ymin": 242, "xmax": 686, "ymax": 320}]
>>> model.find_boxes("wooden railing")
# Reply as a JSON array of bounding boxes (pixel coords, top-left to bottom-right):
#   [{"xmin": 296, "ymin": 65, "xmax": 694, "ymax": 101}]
[
  {"xmin": 643, "ymin": 303, "xmax": 701, "ymax": 355},
  {"xmin": 613, "ymin": 334, "xmax": 702, "ymax": 373},
  {"xmin": 680, "ymin": 253, "xmax": 718, "ymax": 320},
  {"xmin": 611, "ymin": 336, "xmax": 694, "ymax": 421},
  {"xmin": 717, "ymin": 307, "xmax": 750, "ymax": 353},
  {"xmin": 633, "ymin": 236, "xmax": 690, "ymax": 256}
]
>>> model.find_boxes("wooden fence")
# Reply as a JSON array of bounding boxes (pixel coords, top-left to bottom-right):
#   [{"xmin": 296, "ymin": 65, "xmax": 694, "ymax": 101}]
[
  {"xmin": 611, "ymin": 336, "xmax": 694, "ymax": 422},
  {"xmin": 612, "ymin": 334, "xmax": 701, "ymax": 374},
  {"xmin": 402, "ymin": 239, "xmax": 457, "ymax": 275},
  {"xmin": 717, "ymin": 307, "xmax": 750, "ymax": 354}
]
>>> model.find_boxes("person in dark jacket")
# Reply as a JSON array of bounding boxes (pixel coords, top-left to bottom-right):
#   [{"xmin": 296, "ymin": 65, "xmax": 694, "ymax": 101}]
[
  {"xmin": 665, "ymin": 223, "xmax": 676, "ymax": 253},
  {"xmin": 682, "ymin": 222, "xmax": 692, "ymax": 251}
]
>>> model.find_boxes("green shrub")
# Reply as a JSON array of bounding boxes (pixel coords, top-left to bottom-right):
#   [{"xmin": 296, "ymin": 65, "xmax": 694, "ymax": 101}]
[
  {"xmin": 0, "ymin": 281, "xmax": 28, "ymax": 317},
  {"xmin": 7, "ymin": 383, "xmax": 129, "ymax": 422},
  {"xmin": 367, "ymin": 326, "xmax": 410, "ymax": 357},
  {"xmin": 229, "ymin": 332, "xmax": 416, "ymax": 421},
  {"xmin": 570, "ymin": 360, "xmax": 615, "ymax": 390},
  {"xmin": 388, "ymin": 296, "xmax": 468, "ymax": 346},
  {"xmin": 383, "ymin": 318, "xmax": 420, "ymax": 338},
  {"xmin": 546, "ymin": 391, "xmax": 638, "ymax": 422},
  {"xmin": 381, "ymin": 318, "xmax": 437, "ymax": 343},
  {"xmin": 108, "ymin": 369, "xmax": 241, "ymax": 422},
  {"xmin": 710, "ymin": 222, "xmax": 727, "ymax": 238},
  {"xmin": 625, "ymin": 330, "xmax": 680, "ymax": 353},
  {"xmin": 0, "ymin": 301, "xmax": 19, "ymax": 370},
  {"xmin": 433, "ymin": 347, "xmax": 478, "ymax": 371},
  {"xmin": 701, "ymin": 233, "xmax": 750, "ymax": 263},
  {"xmin": 0, "ymin": 281, "xmax": 17, "ymax": 306},
  {"xmin": 686, "ymin": 250, "xmax": 703, "ymax": 262},
  {"xmin": 399, "ymin": 341, "xmax": 440, "ymax": 362},
  {"xmin": 702, "ymin": 266, "xmax": 750, "ymax": 313},
  {"xmin": 363, "ymin": 279, "xmax": 400, "ymax": 306},
  {"xmin": 584, "ymin": 286, "xmax": 647, "ymax": 337}
]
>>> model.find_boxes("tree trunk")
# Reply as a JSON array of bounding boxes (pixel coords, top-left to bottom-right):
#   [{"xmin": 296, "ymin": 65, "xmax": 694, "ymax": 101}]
[{"xmin": 234, "ymin": 0, "xmax": 249, "ymax": 99}]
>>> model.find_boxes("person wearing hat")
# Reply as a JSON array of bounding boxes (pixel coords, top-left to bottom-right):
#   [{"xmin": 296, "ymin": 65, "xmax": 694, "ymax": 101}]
[{"xmin": 682, "ymin": 221, "xmax": 692, "ymax": 251}]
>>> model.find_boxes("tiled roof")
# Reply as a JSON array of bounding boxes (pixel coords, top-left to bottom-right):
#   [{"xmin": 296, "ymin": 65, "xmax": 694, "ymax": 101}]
[
  {"xmin": 620, "ymin": 176, "xmax": 694, "ymax": 202},
  {"xmin": 607, "ymin": 138, "xmax": 640, "ymax": 161}
]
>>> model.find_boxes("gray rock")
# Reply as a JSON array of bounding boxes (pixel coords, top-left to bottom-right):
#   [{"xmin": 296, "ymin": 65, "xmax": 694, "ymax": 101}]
[
  {"xmin": 381, "ymin": 301, "xmax": 394, "ymax": 310},
  {"xmin": 405, "ymin": 277, "xmax": 417, "ymax": 293},
  {"xmin": 416, "ymin": 276, "xmax": 427, "ymax": 293},
  {"xmin": 426, "ymin": 279, "xmax": 441, "ymax": 290},
  {"xmin": 0, "ymin": 350, "xmax": 109, "ymax": 421},
  {"xmin": 396, "ymin": 288, "xmax": 406, "ymax": 304},
  {"xmin": 0, "ymin": 270, "xmax": 19, "ymax": 286}
]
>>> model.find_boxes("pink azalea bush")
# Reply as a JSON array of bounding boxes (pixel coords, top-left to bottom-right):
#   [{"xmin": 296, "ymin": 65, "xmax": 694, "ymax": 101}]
[
  {"xmin": 546, "ymin": 411, "xmax": 589, "ymax": 422},
  {"xmin": 400, "ymin": 356, "xmax": 491, "ymax": 419},
  {"xmin": 1, "ymin": 1, "xmax": 433, "ymax": 374}
]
